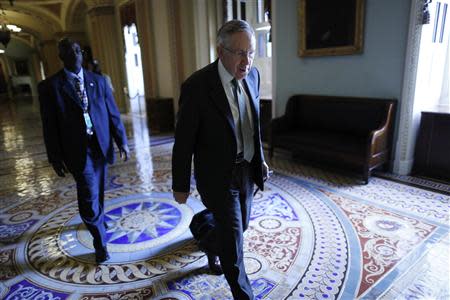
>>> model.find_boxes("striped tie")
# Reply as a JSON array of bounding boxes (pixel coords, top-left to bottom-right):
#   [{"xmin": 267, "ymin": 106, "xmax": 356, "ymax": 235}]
[
  {"xmin": 74, "ymin": 77, "xmax": 93, "ymax": 135},
  {"xmin": 231, "ymin": 79, "xmax": 254, "ymax": 162}
]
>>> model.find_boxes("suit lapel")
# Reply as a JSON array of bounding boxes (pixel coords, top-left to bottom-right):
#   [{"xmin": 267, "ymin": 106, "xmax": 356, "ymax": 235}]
[
  {"xmin": 208, "ymin": 62, "xmax": 236, "ymax": 133},
  {"xmin": 207, "ymin": 62, "xmax": 260, "ymax": 139},
  {"xmin": 59, "ymin": 71, "xmax": 83, "ymax": 109},
  {"xmin": 243, "ymin": 75, "xmax": 260, "ymax": 126},
  {"xmin": 84, "ymin": 71, "xmax": 96, "ymax": 112}
]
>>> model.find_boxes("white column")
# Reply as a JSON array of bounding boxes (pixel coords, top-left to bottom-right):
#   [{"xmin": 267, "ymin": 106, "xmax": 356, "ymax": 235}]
[{"xmin": 393, "ymin": 0, "xmax": 424, "ymax": 175}]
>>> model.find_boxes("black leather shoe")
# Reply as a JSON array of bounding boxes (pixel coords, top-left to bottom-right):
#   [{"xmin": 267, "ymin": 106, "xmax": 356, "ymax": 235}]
[
  {"xmin": 95, "ymin": 249, "xmax": 110, "ymax": 264},
  {"xmin": 207, "ymin": 253, "xmax": 223, "ymax": 275}
]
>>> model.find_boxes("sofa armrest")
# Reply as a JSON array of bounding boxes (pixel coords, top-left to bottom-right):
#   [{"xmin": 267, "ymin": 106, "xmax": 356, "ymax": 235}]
[
  {"xmin": 368, "ymin": 126, "xmax": 388, "ymax": 154},
  {"xmin": 367, "ymin": 104, "xmax": 394, "ymax": 155}
]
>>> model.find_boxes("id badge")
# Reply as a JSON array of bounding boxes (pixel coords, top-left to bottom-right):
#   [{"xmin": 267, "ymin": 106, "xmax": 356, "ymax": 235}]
[{"xmin": 83, "ymin": 112, "xmax": 93, "ymax": 128}]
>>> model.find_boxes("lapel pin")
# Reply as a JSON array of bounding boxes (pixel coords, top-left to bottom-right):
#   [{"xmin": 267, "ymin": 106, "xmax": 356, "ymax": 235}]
[{"xmin": 90, "ymin": 82, "xmax": 94, "ymax": 87}]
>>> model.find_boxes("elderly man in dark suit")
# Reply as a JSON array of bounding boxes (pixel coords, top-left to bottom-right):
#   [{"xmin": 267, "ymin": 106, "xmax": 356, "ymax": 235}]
[
  {"xmin": 38, "ymin": 38, "xmax": 129, "ymax": 264},
  {"xmin": 172, "ymin": 20, "xmax": 270, "ymax": 300}
]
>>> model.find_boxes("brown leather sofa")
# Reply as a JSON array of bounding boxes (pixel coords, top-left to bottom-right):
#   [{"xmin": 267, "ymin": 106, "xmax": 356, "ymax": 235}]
[{"xmin": 269, "ymin": 95, "xmax": 396, "ymax": 183}]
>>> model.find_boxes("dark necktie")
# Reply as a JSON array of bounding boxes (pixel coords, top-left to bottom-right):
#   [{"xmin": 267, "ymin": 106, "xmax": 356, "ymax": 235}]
[
  {"xmin": 74, "ymin": 77, "xmax": 93, "ymax": 135},
  {"xmin": 231, "ymin": 79, "xmax": 254, "ymax": 162}
]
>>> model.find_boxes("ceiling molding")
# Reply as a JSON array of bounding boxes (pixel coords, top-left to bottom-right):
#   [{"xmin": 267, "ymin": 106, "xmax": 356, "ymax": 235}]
[
  {"xmin": 0, "ymin": 1, "xmax": 64, "ymax": 38},
  {"xmin": 37, "ymin": 2, "xmax": 62, "ymax": 19},
  {"xmin": 64, "ymin": 0, "xmax": 87, "ymax": 32},
  {"xmin": 10, "ymin": 33, "xmax": 35, "ymax": 49}
]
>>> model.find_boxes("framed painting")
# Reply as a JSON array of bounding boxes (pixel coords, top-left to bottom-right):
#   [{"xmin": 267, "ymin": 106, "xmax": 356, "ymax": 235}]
[{"xmin": 299, "ymin": 0, "xmax": 365, "ymax": 57}]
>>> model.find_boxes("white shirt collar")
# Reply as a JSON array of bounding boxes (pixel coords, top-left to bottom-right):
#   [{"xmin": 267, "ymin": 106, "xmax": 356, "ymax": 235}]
[
  {"xmin": 218, "ymin": 59, "xmax": 235, "ymax": 87},
  {"xmin": 64, "ymin": 68, "xmax": 84, "ymax": 83}
]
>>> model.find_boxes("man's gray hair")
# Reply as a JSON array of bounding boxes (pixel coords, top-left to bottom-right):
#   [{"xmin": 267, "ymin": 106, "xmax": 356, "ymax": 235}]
[{"xmin": 216, "ymin": 19, "xmax": 255, "ymax": 47}]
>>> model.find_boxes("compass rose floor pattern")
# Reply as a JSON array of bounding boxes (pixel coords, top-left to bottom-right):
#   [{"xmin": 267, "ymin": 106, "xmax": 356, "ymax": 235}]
[{"xmin": 0, "ymin": 103, "xmax": 449, "ymax": 299}]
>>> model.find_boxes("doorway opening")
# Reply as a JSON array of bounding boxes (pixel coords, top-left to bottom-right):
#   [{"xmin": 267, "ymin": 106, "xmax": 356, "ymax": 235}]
[
  {"xmin": 414, "ymin": 0, "xmax": 449, "ymax": 113},
  {"xmin": 123, "ymin": 23, "xmax": 146, "ymax": 116}
]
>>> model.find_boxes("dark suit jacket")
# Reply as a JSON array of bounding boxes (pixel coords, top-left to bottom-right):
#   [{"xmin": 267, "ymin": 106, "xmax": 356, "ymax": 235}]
[
  {"xmin": 172, "ymin": 60, "xmax": 265, "ymax": 195},
  {"xmin": 38, "ymin": 69, "xmax": 128, "ymax": 173}
]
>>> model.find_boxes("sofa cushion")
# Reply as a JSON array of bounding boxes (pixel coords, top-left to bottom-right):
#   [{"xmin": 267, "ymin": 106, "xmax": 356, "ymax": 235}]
[
  {"xmin": 273, "ymin": 130, "xmax": 367, "ymax": 156},
  {"xmin": 271, "ymin": 94, "xmax": 396, "ymax": 182},
  {"xmin": 287, "ymin": 95, "xmax": 388, "ymax": 136}
]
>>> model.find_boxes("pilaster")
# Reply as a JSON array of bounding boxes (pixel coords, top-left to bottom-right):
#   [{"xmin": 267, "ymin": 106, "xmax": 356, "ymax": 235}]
[
  {"xmin": 135, "ymin": 0, "xmax": 157, "ymax": 98},
  {"xmin": 40, "ymin": 39, "xmax": 61, "ymax": 77},
  {"xmin": 393, "ymin": 0, "xmax": 423, "ymax": 175},
  {"xmin": 86, "ymin": 0, "xmax": 127, "ymax": 112}
]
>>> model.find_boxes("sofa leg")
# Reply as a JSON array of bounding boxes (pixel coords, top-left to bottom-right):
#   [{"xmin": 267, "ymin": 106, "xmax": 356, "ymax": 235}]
[{"xmin": 363, "ymin": 169, "xmax": 370, "ymax": 184}]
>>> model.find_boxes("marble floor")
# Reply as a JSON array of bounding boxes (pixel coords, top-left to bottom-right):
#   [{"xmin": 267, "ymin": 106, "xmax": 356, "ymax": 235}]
[{"xmin": 0, "ymin": 96, "xmax": 449, "ymax": 300}]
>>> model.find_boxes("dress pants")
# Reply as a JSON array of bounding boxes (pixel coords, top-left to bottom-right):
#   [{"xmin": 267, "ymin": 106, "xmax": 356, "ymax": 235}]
[
  {"xmin": 198, "ymin": 160, "xmax": 254, "ymax": 300},
  {"xmin": 72, "ymin": 135, "xmax": 108, "ymax": 253}
]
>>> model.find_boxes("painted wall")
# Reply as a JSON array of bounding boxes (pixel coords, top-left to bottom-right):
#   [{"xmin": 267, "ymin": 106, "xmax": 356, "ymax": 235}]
[
  {"xmin": 273, "ymin": 0, "xmax": 411, "ymax": 117},
  {"xmin": 151, "ymin": 0, "xmax": 174, "ymax": 98},
  {"xmin": 180, "ymin": 0, "xmax": 197, "ymax": 81}
]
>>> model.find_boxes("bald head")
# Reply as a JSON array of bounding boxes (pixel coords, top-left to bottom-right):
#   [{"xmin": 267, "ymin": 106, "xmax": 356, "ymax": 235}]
[{"xmin": 58, "ymin": 38, "xmax": 83, "ymax": 73}]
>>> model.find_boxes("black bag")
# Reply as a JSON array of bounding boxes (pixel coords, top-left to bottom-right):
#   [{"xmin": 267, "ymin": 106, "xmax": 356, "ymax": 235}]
[{"xmin": 189, "ymin": 209, "xmax": 218, "ymax": 255}]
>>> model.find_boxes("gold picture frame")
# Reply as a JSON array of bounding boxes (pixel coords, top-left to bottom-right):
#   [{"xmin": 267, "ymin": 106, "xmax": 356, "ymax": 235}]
[{"xmin": 299, "ymin": 0, "xmax": 365, "ymax": 57}]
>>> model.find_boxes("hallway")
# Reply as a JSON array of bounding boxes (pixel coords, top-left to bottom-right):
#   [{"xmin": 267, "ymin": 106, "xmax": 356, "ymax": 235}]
[{"xmin": 0, "ymin": 97, "xmax": 449, "ymax": 299}]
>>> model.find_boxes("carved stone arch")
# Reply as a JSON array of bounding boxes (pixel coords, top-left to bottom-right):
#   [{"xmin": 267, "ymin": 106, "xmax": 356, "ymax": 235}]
[
  {"xmin": 9, "ymin": 33, "xmax": 35, "ymax": 49},
  {"xmin": 65, "ymin": 0, "xmax": 89, "ymax": 33},
  {"xmin": 0, "ymin": 8, "xmax": 60, "ymax": 41}
]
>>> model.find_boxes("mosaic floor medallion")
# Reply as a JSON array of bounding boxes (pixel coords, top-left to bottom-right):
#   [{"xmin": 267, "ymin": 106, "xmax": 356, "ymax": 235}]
[
  {"xmin": 1, "ymin": 136, "xmax": 449, "ymax": 299},
  {"xmin": 8, "ymin": 192, "xmax": 204, "ymax": 295}
]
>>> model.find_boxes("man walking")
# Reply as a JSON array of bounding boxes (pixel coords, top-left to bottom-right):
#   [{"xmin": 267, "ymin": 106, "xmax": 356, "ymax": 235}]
[
  {"xmin": 38, "ymin": 38, "xmax": 129, "ymax": 264},
  {"xmin": 172, "ymin": 20, "xmax": 269, "ymax": 300}
]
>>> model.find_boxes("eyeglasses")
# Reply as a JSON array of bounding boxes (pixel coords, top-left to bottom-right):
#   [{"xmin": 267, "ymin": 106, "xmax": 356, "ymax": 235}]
[
  {"xmin": 222, "ymin": 46, "xmax": 255, "ymax": 59},
  {"xmin": 69, "ymin": 47, "xmax": 84, "ymax": 55},
  {"xmin": 77, "ymin": 48, "xmax": 86, "ymax": 55}
]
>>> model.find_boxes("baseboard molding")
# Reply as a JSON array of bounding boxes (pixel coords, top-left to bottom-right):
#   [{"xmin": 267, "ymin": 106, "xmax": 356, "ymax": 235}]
[{"xmin": 393, "ymin": 159, "xmax": 414, "ymax": 175}]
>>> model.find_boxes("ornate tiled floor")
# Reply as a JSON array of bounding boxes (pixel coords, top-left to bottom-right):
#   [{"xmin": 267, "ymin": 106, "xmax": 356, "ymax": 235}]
[
  {"xmin": 0, "ymin": 98, "xmax": 449, "ymax": 300},
  {"xmin": 373, "ymin": 171, "xmax": 450, "ymax": 196}
]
